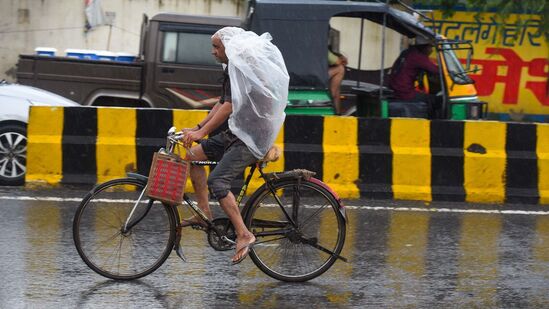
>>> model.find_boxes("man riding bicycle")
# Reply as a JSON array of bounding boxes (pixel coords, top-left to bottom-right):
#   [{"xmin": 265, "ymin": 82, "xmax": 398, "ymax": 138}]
[{"xmin": 181, "ymin": 27, "xmax": 289, "ymax": 264}]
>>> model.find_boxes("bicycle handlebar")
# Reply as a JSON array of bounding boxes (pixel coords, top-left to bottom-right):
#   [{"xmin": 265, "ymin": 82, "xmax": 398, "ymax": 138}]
[{"xmin": 165, "ymin": 126, "xmax": 184, "ymax": 153}]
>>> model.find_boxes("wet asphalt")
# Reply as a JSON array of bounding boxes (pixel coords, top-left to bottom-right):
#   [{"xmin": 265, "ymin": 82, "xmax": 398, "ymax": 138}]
[{"xmin": 1, "ymin": 185, "xmax": 548, "ymax": 308}]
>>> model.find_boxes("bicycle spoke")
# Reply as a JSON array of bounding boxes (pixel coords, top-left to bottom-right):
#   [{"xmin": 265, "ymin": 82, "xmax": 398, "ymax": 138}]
[
  {"xmin": 116, "ymin": 234, "xmax": 125, "ymax": 275},
  {"xmin": 298, "ymin": 202, "xmax": 330, "ymax": 227},
  {"xmin": 98, "ymin": 235, "xmax": 126, "ymax": 274},
  {"xmin": 84, "ymin": 230, "xmax": 123, "ymax": 261},
  {"xmin": 93, "ymin": 213, "xmax": 123, "ymax": 230}
]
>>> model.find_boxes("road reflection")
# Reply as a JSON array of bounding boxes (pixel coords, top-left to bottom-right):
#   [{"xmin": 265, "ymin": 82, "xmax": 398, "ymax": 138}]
[
  {"xmin": 76, "ymin": 280, "xmax": 169, "ymax": 308},
  {"xmin": 1, "ymin": 196, "xmax": 549, "ymax": 307}
]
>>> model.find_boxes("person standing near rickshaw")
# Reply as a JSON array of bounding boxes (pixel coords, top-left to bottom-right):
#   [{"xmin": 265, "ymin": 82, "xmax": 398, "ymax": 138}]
[
  {"xmin": 328, "ymin": 27, "xmax": 348, "ymax": 115},
  {"xmin": 328, "ymin": 49, "xmax": 348, "ymax": 115}
]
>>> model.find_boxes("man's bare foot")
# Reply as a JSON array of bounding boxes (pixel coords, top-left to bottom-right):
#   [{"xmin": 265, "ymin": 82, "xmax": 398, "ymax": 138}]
[{"xmin": 232, "ymin": 234, "xmax": 256, "ymax": 264}]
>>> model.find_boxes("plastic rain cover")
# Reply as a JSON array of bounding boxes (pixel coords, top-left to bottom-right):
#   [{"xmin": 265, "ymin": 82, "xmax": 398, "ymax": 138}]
[{"xmin": 215, "ymin": 27, "xmax": 289, "ymax": 159}]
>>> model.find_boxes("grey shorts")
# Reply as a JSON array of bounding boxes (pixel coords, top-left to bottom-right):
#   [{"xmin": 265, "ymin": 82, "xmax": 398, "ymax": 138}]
[{"xmin": 201, "ymin": 131, "xmax": 257, "ymax": 200}]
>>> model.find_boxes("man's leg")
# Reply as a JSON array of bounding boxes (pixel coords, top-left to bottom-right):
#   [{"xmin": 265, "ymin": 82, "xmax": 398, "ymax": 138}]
[
  {"xmin": 329, "ymin": 64, "xmax": 345, "ymax": 114},
  {"xmin": 218, "ymin": 192, "xmax": 255, "ymax": 262},
  {"xmin": 184, "ymin": 144, "xmax": 212, "ymax": 223},
  {"xmin": 207, "ymin": 138, "xmax": 257, "ymax": 263}
]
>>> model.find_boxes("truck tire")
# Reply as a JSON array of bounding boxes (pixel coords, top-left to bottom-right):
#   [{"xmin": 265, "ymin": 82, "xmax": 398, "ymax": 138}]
[{"xmin": 0, "ymin": 123, "xmax": 27, "ymax": 186}]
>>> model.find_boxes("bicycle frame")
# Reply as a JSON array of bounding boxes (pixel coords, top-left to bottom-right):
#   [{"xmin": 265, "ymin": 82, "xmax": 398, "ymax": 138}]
[
  {"xmin": 123, "ymin": 160, "xmax": 305, "ymax": 243},
  {"xmin": 180, "ymin": 162, "xmax": 302, "ymax": 246},
  {"xmin": 122, "ymin": 186, "xmax": 151, "ymax": 233},
  {"xmin": 128, "ymin": 127, "xmax": 347, "ymax": 259}
]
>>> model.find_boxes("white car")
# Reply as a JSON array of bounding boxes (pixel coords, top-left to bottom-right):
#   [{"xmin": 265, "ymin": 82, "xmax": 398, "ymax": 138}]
[{"xmin": 0, "ymin": 81, "xmax": 79, "ymax": 185}]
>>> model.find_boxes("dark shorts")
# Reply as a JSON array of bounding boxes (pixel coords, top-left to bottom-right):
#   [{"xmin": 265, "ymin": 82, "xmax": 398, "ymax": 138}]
[{"xmin": 201, "ymin": 131, "xmax": 257, "ymax": 200}]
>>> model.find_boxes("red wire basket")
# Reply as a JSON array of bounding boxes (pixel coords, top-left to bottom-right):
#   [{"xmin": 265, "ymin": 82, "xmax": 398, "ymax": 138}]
[{"xmin": 146, "ymin": 151, "xmax": 189, "ymax": 205}]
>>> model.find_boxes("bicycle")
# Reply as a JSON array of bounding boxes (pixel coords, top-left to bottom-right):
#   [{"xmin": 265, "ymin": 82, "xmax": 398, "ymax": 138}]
[{"xmin": 73, "ymin": 127, "xmax": 347, "ymax": 282}]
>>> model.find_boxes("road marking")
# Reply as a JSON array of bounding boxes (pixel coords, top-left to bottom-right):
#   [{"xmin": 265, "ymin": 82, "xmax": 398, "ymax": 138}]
[
  {"xmin": 0, "ymin": 196, "xmax": 83, "ymax": 202},
  {"xmin": 1, "ymin": 195, "xmax": 547, "ymax": 216},
  {"xmin": 342, "ymin": 205, "xmax": 549, "ymax": 216}
]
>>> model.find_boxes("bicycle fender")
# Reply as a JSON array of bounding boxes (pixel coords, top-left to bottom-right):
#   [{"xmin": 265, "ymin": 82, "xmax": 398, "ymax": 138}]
[
  {"xmin": 308, "ymin": 177, "xmax": 347, "ymax": 222},
  {"xmin": 127, "ymin": 172, "xmax": 148, "ymax": 183},
  {"xmin": 264, "ymin": 169, "xmax": 316, "ymax": 181}
]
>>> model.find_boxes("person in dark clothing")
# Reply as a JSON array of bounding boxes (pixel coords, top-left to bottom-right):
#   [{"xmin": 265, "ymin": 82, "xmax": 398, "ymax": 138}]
[{"xmin": 388, "ymin": 36, "xmax": 440, "ymax": 118}]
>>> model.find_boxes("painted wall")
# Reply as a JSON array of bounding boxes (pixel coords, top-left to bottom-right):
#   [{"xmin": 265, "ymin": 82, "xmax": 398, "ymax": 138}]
[
  {"xmin": 0, "ymin": 0, "xmax": 246, "ymax": 81},
  {"xmin": 431, "ymin": 10, "xmax": 548, "ymax": 122},
  {"xmin": 26, "ymin": 106, "xmax": 549, "ymax": 205}
]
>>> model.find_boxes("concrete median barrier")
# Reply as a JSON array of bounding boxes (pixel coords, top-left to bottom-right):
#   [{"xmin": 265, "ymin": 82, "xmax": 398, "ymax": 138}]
[{"xmin": 26, "ymin": 106, "xmax": 548, "ymax": 204}]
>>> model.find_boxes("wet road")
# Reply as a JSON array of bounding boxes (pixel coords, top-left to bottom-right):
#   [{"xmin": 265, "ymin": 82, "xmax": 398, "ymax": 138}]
[{"xmin": 1, "ymin": 186, "xmax": 549, "ymax": 308}]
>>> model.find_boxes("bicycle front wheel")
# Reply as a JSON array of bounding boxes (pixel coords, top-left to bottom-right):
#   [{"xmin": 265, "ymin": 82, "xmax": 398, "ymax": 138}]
[
  {"xmin": 244, "ymin": 178, "xmax": 346, "ymax": 282},
  {"xmin": 73, "ymin": 177, "xmax": 176, "ymax": 280}
]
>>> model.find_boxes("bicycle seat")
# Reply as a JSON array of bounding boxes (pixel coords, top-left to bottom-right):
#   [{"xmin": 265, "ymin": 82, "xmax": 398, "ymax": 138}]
[{"xmin": 261, "ymin": 145, "xmax": 281, "ymax": 162}]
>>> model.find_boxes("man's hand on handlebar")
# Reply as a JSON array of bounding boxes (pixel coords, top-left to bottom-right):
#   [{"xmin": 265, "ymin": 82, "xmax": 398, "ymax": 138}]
[{"xmin": 181, "ymin": 129, "xmax": 206, "ymax": 148}]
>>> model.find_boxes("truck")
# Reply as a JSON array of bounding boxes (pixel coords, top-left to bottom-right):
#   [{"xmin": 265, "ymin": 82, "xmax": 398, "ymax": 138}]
[{"xmin": 17, "ymin": 0, "xmax": 485, "ymax": 119}]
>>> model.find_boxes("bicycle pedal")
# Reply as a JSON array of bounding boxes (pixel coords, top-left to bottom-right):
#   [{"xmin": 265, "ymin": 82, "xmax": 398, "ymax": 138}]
[{"xmin": 221, "ymin": 236, "xmax": 236, "ymax": 245}]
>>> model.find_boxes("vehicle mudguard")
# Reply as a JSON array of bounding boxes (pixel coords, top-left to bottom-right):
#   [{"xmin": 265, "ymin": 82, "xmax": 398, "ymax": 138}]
[{"xmin": 127, "ymin": 172, "xmax": 148, "ymax": 183}]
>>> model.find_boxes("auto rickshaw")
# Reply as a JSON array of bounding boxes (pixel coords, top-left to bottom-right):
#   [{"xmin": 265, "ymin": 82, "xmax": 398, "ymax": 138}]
[{"xmin": 247, "ymin": 0, "xmax": 486, "ymax": 119}]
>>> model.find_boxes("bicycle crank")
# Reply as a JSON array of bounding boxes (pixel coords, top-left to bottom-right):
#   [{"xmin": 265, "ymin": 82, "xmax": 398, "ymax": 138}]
[{"xmin": 207, "ymin": 217, "xmax": 236, "ymax": 251}]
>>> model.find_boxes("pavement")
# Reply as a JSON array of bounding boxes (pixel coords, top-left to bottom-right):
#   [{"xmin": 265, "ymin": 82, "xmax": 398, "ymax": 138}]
[{"xmin": 1, "ymin": 185, "xmax": 548, "ymax": 308}]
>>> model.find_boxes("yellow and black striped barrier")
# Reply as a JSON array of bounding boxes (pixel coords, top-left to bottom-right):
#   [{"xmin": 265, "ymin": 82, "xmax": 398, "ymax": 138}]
[{"xmin": 26, "ymin": 106, "xmax": 549, "ymax": 204}]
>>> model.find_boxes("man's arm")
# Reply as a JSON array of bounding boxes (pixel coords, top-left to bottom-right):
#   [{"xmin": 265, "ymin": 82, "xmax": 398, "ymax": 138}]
[
  {"xmin": 417, "ymin": 54, "xmax": 439, "ymax": 75},
  {"xmin": 200, "ymin": 102, "xmax": 232, "ymax": 136},
  {"xmin": 182, "ymin": 102, "xmax": 222, "ymax": 133},
  {"xmin": 198, "ymin": 102, "xmax": 223, "ymax": 128},
  {"xmin": 183, "ymin": 102, "xmax": 232, "ymax": 146}
]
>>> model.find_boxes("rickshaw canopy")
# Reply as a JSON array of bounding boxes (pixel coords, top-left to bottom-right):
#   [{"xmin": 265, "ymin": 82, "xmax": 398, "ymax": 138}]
[{"xmin": 248, "ymin": 0, "xmax": 437, "ymax": 89}]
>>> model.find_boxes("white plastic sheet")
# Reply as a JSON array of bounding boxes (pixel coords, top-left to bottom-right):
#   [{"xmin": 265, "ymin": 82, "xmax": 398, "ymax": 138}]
[{"xmin": 215, "ymin": 27, "xmax": 289, "ymax": 159}]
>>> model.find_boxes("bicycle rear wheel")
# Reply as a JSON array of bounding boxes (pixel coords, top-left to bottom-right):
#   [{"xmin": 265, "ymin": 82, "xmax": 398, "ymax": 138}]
[
  {"xmin": 73, "ymin": 177, "xmax": 176, "ymax": 280},
  {"xmin": 244, "ymin": 178, "xmax": 346, "ymax": 282}
]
